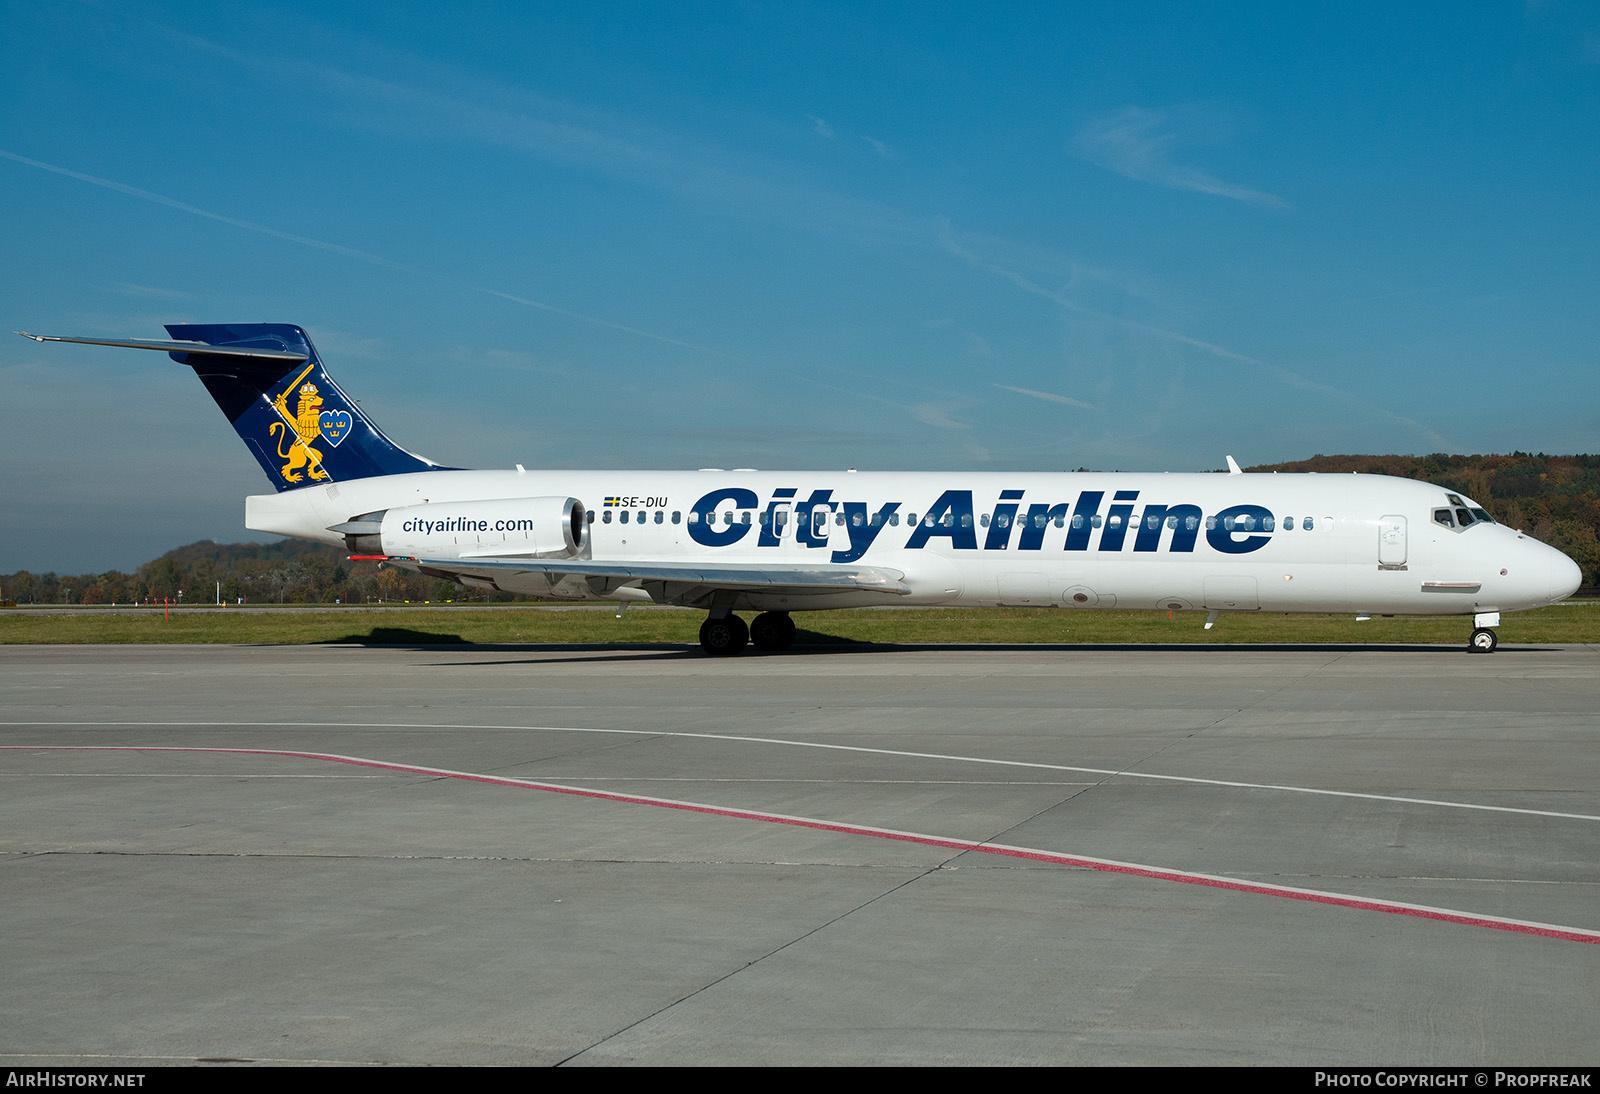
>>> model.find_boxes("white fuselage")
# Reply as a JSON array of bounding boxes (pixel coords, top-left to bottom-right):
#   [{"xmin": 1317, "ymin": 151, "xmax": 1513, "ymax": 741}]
[{"xmin": 245, "ymin": 468, "xmax": 1581, "ymax": 618}]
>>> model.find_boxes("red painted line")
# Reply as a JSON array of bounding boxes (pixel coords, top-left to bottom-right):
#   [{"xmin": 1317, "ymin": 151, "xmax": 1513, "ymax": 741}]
[{"xmin": 7, "ymin": 744, "xmax": 1598, "ymax": 945}]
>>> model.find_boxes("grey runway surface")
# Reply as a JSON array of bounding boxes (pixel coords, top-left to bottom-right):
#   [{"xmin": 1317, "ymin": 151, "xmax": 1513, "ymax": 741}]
[{"xmin": 2, "ymin": 642, "xmax": 1597, "ymax": 1066}]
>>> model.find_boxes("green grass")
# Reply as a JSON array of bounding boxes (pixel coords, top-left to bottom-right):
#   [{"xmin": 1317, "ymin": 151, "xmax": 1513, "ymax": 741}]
[{"xmin": 1, "ymin": 602, "xmax": 1595, "ymax": 646}]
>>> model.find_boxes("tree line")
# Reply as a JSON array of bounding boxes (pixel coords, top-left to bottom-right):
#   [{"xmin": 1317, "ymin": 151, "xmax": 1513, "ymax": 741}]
[
  {"xmin": 4, "ymin": 452, "xmax": 1597, "ymax": 605},
  {"xmin": 0, "ymin": 539, "xmax": 487, "ymax": 606}
]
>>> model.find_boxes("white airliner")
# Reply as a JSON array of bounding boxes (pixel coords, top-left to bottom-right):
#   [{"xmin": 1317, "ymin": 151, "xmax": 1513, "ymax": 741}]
[{"xmin": 18, "ymin": 324, "xmax": 1582, "ymax": 655}]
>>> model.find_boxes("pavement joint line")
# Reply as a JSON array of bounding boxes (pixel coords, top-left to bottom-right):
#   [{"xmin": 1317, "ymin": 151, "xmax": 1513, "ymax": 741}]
[
  {"xmin": 4, "ymin": 743, "xmax": 1599, "ymax": 946},
  {"xmin": 557, "ymin": 863, "xmax": 946, "ymax": 1065}
]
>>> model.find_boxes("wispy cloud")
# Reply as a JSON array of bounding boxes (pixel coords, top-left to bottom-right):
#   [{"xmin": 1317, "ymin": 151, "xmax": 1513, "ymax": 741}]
[
  {"xmin": 806, "ymin": 114, "xmax": 836, "ymax": 139},
  {"xmin": 108, "ymin": 282, "xmax": 192, "ymax": 300},
  {"xmin": 911, "ymin": 402, "xmax": 971, "ymax": 431},
  {"xmin": 1074, "ymin": 106, "xmax": 1288, "ymax": 209},
  {"xmin": 995, "ymin": 384, "xmax": 1094, "ymax": 410},
  {"xmin": 939, "ymin": 226, "xmax": 1455, "ymax": 449},
  {"xmin": 861, "ymin": 135, "xmax": 892, "ymax": 157}
]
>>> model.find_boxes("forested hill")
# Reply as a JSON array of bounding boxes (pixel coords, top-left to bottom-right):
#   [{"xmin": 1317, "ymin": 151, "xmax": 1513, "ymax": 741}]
[{"xmin": 1245, "ymin": 453, "xmax": 1599, "ymax": 583}]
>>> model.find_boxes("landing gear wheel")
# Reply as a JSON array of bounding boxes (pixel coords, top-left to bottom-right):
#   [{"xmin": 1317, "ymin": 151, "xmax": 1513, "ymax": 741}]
[
  {"xmin": 1468, "ymin": 627, "xmax": 1498, "ymax": 654},
  {"xmin": 750, "ymin": 611, "xmax": 796, "ymax": 652},
  {"xmin": 699, "ymin": 615, "xmax": 748, "ymax": 656}
]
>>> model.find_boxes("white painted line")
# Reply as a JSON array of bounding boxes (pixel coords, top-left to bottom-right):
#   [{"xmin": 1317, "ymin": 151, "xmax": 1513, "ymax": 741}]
[{"xmin": 3, "ymin": 720, "xmax": 1597, "ymax": 823}]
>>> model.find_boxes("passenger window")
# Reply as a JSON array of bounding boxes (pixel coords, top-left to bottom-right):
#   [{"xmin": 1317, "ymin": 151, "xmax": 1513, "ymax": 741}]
[
  {"xmin": 1222, "ymin": 516, "xmax": 1235, "ymax": 531},
  {"xmin": 1108, "ymin": 515, "xmax": 1122, "ymax": 528},
  {"xmin": 908, "ymin": 514, "xmax": 919, "ymax": 525},
  {"xmin": 1092, "ymin": 515, "xmax": 1103, "ymax": 528},
  {"xmin": 725, "ymin": 511, "xmax": 734, "ymax": 525},
  {"xmin": 1206, "ymin": 517, "xmax": 1217, "ymax": 530},
  {"xmin": 1053, "ymin": 513, "xmax": 1064, "ymax": 528},
  {"xmin": 997, "ymin": 514, "xmax": 1010, "ymax": 528},
  {"xmin": 1166, "ymin": 515, "xmax": 1178, "ymax": 530},
  {"xmin": 688, "ymin": 511, "xmax": 699, "ymax": 524},
  {"xmin": 870, "ymin": 512, "xmax": 882, "ymax": 527},
  {"xmin": 587, "ymin": 511, "xmax": 595, "ymax": 524},
  {"xmin": 1147, "ymin": 515, "xmax": 1159, "ymax": 530},
  {"xmin": 890, "ymin": 513, "xmax": 900, "ymax": 526},
  {"xmin": 672, "ymin": 511, "xmax": 681, "ymax": 524},
  {"xmin": 852, "ymin": 513, "xmax": 863, "ymax": 527},
  {"xmin": 603, "ymin": 510, "xmax": 613, "ymax": 524},
  {"xmin": 961, "ymin": 514, "xmax": 972, "ymax": 528},
  {"xmin": 1263, "ymin": 516, "xmax": 1275, "ymax": 531},
  {"xmin": 655, "ymin": 511, "xmax": 664, "ymax": 524},
  {"xmin": 836, "ymin": 512, "xmax": 845, "ymax": 526},
  {"xmin": 980, "ymin": 513, "xmax": 990, "ymax": 527},
  {"xmin": 741, "ymin": 512, "xmax": 750, "ymax": 525},
  {"xmin": 1285, "ymin": 516, "xmax": 1295, "ymax": 530},
  {"xmin": 1071, "ymin": 514, "xmax": 1083, "ymax": 529},
  {"xmin": 620, "ymin": 510, "xmax": 630, "ymax": 524},
  {"xmin": 1185, "ymin": 516, "xmax": 1198, "ymax": 531},
  {"xmin": 1303, "ymin": 516, "xmax": 1314, "ymax": 530}
]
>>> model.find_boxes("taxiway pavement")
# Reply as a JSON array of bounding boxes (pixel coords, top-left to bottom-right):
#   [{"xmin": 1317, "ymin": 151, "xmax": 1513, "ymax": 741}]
[{"xmin": 2, "ymin": 641, "xmax": 1597, "ymax": 1065}]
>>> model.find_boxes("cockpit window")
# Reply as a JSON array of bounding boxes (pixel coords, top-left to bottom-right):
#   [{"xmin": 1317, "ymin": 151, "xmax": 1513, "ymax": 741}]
[
  {"xmin": 1471, "ymin": 508, "xmax": 1493, "ymax": 524},
  {"xmin": 1455, "ymin": 508, "xmax": 1474, "ymax": 527},
  {"xmin": 1433, "ymin": 508, "xmax": 1455, "ymax": 529}
]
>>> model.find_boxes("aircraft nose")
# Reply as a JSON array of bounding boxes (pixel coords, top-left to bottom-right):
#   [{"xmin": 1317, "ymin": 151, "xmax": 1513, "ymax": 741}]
[{"xmin": 1550, "ymin": 547, "xmax": 1583, "ymax": 602}]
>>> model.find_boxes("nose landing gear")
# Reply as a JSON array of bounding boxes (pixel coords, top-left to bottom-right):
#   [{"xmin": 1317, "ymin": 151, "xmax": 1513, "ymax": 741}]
[{"xmin": 1467, "ymin": 611, "xmax": 1501, "ymax": 653}]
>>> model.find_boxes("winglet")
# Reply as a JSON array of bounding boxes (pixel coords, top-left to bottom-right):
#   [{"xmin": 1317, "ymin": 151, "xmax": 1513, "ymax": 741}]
[{"xmin": 1225, "ymin": 455, "xmax": 1243, "ymax": 475}]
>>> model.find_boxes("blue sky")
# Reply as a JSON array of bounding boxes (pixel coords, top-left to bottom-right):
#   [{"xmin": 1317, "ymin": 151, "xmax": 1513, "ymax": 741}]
[{"xmin": 4, "ymin": 1, "xmax": 1598, "ymax": 572}]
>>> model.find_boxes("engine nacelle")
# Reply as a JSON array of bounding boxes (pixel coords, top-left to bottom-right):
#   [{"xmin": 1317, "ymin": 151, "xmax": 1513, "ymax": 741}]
[{"xmin": 335, "ymin": 497, "xmax": 587, "ymax": 559}]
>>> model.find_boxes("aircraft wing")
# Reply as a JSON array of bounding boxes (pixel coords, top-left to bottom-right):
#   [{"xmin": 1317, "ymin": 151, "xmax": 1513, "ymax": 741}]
[{"xmin": 379, "ymin": 555, "xmax": 911, "ymax": 602}]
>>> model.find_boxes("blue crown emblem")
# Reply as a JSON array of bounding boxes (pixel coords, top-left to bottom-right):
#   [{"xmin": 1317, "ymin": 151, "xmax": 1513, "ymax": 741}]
[{"xmin": 319, "ymin": 409, "xmax": 353, "ymax": 447}]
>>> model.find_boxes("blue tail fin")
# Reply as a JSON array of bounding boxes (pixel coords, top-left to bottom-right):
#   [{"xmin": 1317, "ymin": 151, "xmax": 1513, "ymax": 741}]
[{"xmin": 163, "ymin": 323, "xmax": 448, "ymax": 491}]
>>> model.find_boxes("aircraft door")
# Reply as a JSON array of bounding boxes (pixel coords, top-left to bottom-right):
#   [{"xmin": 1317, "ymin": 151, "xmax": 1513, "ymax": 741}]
[{"xmin": 1378, "ymin": 515, "xmax": 1407, "ymax": 570}]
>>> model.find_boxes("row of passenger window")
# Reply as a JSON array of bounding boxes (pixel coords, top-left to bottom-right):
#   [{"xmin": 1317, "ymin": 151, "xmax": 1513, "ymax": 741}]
[
  {"xmin": 591, "ymin": 508, "xmax": 1331, "ymax": 532},
  {"xmin": 594, "ymin": 509, "xmax": 678, "ymax": 525}
]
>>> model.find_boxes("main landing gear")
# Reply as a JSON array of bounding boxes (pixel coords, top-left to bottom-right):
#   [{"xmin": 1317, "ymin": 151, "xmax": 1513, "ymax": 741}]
[{"xmin": 698, "ymin": 611, "xmax": 795, "ymax": 655}]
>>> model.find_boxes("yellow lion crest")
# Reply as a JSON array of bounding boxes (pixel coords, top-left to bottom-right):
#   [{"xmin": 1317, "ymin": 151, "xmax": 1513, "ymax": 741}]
[{"xmin": 269, "ymin": 379, "xmax": 329, "ymax": 483}]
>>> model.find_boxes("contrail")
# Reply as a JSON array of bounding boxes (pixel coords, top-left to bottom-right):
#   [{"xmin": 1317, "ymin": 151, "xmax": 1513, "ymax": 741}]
[{"xmin": 1, "ymin": 147, "xmax": 715, "ymax": 355}]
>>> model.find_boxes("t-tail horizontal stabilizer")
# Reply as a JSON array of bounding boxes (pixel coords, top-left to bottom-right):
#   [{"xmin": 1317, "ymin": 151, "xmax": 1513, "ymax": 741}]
[{"xmin": 17, "ymin": 323, "xmax": 449, "ymax": 491}]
